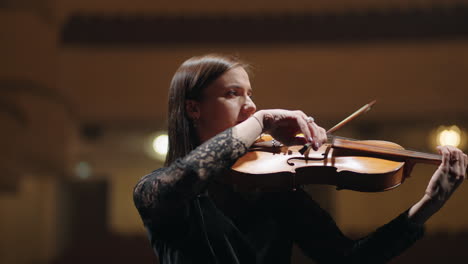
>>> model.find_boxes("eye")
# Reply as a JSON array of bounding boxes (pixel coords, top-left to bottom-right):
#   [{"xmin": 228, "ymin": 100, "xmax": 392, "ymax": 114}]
[{"xmin": 226, "ymin": 89, "xmax": 237, "ymax": 97}]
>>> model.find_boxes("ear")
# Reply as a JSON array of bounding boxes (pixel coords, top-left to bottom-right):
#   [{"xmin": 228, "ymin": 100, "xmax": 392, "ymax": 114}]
[{"xmin": 185, "ymin": 100, "xmax": 200, "ymax": 120}]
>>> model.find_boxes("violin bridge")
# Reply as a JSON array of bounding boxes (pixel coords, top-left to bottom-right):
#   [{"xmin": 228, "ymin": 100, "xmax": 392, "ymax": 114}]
[{"xmin": 322, "ymin": 144, "xmax": 331, "ymax": 159}]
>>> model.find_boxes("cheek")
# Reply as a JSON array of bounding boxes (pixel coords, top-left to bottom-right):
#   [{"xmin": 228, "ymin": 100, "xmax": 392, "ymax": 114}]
[
  {"xmin": 221, "ymin": 99, "xmax": 242, "ymax": 116},
  {"xmin": 199, "ymin": 98, "xmax": 242, "ymax": 121},
  {"xmin": 199, "ymin": 100, "xmax": 226, "ymax": 118},
  {"xmin": 208, "ymin": 100, "xmax": 240, "ymax": 124}
]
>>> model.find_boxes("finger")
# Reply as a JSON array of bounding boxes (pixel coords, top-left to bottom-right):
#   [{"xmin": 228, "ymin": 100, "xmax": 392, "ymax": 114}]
[
  {"xmin": 300, "ymin": 112, "xmax": 328, "ymax": 150},
  {"xmin": 297, "ymin": 111, "xmax": 317, "ymax": 145},
  {"xmin": 446, "ymin": 147, "xmax": 463, "ymax": 181},
  {"xmin": 450, "ymin": 149, "xmax": 460, "ymax": 180},
  {"xmin": 456, "ymin": 150, "xmax": 464, "ymax": 180},
  {"xmin": 453, "ymin": 149, "xmax": 466, "ymax": 180},
  {"xmin": 463, "ymin": 153, "xmax": 468, "ymax": 179},
  {"xmin": 306, "ymin": 120, "xmax": 321, "ymax": 150},
  {"xmin": 297, "ymin": 114, "xmax": 314, "ymax": 145},
  {"xmin": 437, "ymin": 146, "xmax": 450, "ymax": 168},
  {"xmin": 318, "ymin": 127, "xmax": 328, "ymax": 145},
  {"xmin": 301, "ymin": 112, "xmax": 326, "ymax": 150},
  {"xmin": 313, "ymin": 125, "xmax": 327, "ymax": 146},
  {"xmin": 446, "ymin": 147, "xmax": 462, "ymax": 178},
  {"xmin": 310, "ymin": 122, "xmax": 328, "ymax": 150}
]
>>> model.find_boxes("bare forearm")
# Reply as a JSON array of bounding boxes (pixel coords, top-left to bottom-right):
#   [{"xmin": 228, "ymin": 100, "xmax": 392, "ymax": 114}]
[
  {"xmin": 233, "ymin": 111, "xmax": 265, "ymax": 147},
  {"xmin": 407, "ymin": 194, "xmax": 442, "ymax": 226}
]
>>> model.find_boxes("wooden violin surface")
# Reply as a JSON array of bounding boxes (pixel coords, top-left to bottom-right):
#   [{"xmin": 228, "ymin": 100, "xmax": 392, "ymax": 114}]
[{"xmin": 229, "ymin": 138, "xmax": 440, "ymax": 192}]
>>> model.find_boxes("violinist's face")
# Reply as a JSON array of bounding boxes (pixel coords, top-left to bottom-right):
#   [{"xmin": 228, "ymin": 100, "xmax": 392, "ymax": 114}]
[{"xmin": 187, "ymin": 66, "xmax": 256, "ymax": 143}]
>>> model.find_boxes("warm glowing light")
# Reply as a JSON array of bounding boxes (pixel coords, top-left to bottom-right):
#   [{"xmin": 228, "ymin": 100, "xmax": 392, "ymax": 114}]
[
  {"xmin": 438, "ymin": 129, "xmax": 460, "ymax": 146},
  {"xmin": 153, "ymin": 134, "xmax": 168, "ymax": 155},
  {"xmin": 144, "ymin": 131, "xmax": 169, "ymax": 161},
  {"xmin": 434, "ymin": 125, "xmax": 465, "ymax": 149},
  {"xmin": 75, "ymin": 161, "xmax": 91, "ymax": 179}
]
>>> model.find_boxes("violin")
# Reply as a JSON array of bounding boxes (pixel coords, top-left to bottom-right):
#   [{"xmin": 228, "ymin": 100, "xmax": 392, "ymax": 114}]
[
  {"xmin": 228, "ymin": 101, "xmax": 465, "ymax": 192},
  {"xmin": 229, "ymin": 134, "xmax": 444, "ymax": 192}
]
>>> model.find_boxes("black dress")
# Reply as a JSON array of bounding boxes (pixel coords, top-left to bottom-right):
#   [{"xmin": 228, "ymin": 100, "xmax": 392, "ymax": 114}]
[{"xmin": 133, "ymin": 128, "xmax": 424, "ymax": 264}]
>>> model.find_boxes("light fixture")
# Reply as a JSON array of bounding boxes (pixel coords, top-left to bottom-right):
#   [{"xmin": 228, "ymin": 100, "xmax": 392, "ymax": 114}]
[
  {"xmin": 144, "ymin": 131, "xmax": 168, "ymax": 161},
  {"xmin": 75, "ymin": 161, "xmax": 91, "ymax": 179},
  {"xmin": 153, "ymin": 134, "xmax": 169, "ymax": 155},
  {"xmin": 430, "ymin": 125, "xmax": 466, "ymax": 150}
]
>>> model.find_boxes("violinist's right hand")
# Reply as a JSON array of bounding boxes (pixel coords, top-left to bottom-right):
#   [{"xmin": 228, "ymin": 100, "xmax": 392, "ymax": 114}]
[{"xmin": 253, "ymin": 109, "xmax": 327, "ymax": 150}]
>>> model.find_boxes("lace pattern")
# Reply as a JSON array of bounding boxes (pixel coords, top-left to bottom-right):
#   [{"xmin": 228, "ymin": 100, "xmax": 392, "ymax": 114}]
[{"xmin": 133, "ymin": 128, "xmax": 248, "ymax": 225}]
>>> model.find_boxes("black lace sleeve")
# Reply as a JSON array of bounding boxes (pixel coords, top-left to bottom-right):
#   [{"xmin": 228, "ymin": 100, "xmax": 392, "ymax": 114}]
[
  {"xmin": 344, "ymin": 210, "xmax": 424, "ymax": 263},
  {"xmin": 289, "ymin": 189, "xmax": 424, "ymax": 264},
  {"xmin": 133, "ymin": 128, "xmax": 248, "ymax": 238}
]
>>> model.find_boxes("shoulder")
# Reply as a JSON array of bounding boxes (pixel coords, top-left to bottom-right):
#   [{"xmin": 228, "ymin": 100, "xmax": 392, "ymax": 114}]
[
  {"xmin": 141, "ymin": 167, "xmax": 168, "ymax": 181},
  {"xmin": 134, "ymin": 168, "xmax": 167, "ymax": 193}
]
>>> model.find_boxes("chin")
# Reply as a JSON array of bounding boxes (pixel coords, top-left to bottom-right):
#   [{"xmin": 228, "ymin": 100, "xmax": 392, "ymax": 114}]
[{"xmin": 236, "ymin": 119, "xmax": 247, "ymax": 125}]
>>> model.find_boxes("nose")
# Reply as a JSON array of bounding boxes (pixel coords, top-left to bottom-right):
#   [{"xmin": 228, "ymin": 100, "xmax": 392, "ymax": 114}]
[{"xmin": 242, "ymin": 95, "xmax": 256, "ymax": 117}]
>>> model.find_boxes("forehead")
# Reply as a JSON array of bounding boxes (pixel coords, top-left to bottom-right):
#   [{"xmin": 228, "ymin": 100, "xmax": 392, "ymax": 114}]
[{"xmin": 209, "ymin": 66, "xmax": 251, "ymax": 90}]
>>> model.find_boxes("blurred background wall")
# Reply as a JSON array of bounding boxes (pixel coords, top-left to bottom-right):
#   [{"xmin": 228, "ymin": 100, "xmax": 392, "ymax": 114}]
[{"xmin": 1, "ymin": 0, "xmax": 468, "ymax": 263}]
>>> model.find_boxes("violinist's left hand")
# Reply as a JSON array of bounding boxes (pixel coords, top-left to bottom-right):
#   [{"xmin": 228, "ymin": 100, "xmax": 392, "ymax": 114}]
[
  {"xmin": 424, "ymin": 145, "xmax": 467, "ymax": 207},
  {"xmin": 409, "ymin": 146, "xmax": 467, "ymax": 225}
]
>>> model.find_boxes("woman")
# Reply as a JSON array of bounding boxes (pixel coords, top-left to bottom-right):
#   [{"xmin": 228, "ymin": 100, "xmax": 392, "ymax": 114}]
[{"xmin": 133, "ymin": 54, "xmax": 467, "ymax": 264}]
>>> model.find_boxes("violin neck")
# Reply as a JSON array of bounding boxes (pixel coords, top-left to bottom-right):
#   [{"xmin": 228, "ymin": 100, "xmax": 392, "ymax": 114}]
[{"xmin": 331, "ymin": 137, "xmax": 442, "ymax": 166}]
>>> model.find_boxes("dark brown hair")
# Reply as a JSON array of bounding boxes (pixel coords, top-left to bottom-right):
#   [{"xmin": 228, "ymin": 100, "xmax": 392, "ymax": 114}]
[{"xmin": 164, "ymin": 54, "xmax": 250, "ymax": 166}]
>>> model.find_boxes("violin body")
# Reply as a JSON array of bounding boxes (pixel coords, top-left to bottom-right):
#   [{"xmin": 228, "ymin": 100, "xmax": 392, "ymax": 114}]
[{"xmin": 229, "ymin": 138, "xmax": 433, "ymax": 192}]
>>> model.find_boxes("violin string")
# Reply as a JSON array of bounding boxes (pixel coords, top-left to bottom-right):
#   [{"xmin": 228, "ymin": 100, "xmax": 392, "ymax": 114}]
[
  {"xmin": 328, "ymin": 135, "xmax": 442, "ymax": 161},
  {"xmin": 336, "ymin": 137, "xmax": 441, "ymax": 160},
  {"xmin": 339, "ymin": 141, "xmax": 441, "ymax": 160}
]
